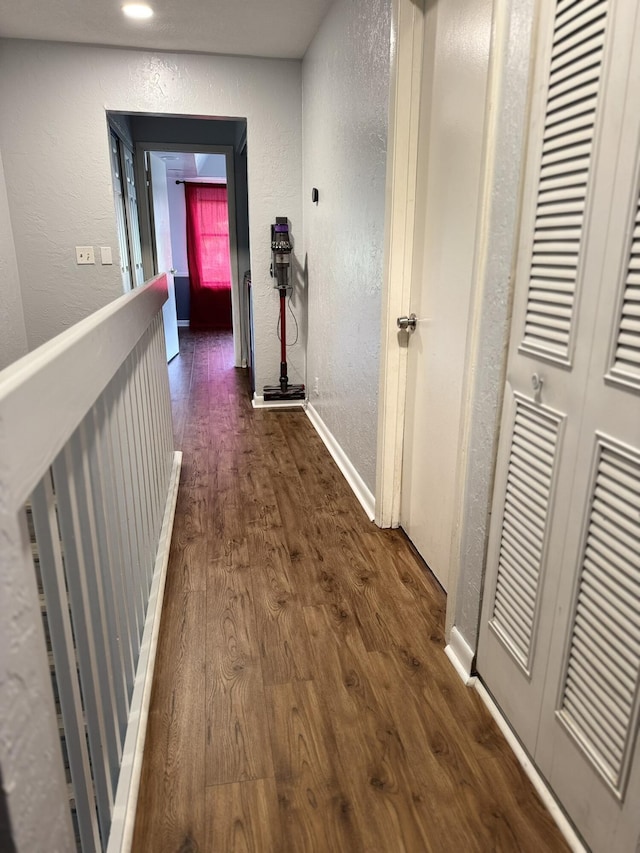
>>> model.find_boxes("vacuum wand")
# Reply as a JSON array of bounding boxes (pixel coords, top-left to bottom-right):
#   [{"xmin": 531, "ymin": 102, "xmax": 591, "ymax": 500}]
[{"xmin": 263, "ymin": 218, "xmax": 305, "ymax": 402}]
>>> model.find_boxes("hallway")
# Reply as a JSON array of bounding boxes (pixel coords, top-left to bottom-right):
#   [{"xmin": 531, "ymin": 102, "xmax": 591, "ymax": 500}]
[{"xmin": 132, "ymin": 330, "xmax": 569, "ymax": 852}]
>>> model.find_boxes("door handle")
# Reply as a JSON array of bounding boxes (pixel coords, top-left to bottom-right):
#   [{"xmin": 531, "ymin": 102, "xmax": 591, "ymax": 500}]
[{"xmin": 397, "ymin": 314, "xmax": 417, "ymax": 331}]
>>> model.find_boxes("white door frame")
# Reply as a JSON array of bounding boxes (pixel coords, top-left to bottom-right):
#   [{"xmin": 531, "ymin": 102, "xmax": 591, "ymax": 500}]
[
  {"xmin": 375, "ymin": 0, "xmax": 536, "ymax": 648},
  {"xmin": 375, "ymin": 0, "xmax": 426, "ymax": 530}
]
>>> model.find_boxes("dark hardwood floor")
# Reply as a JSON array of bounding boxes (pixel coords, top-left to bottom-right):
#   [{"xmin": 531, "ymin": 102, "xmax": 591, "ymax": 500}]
[{"xmin": 132, "ymin": 330, "xmax": 570, "ymax": 852}]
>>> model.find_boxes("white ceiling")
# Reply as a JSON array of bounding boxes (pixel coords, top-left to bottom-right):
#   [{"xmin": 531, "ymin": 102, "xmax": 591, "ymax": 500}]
[
  {"xmin": 0, "ymin": 0, "xmax": 335, "ymax": 60},
  {"xmin": 152, "ymin": 151, "xmax": 227, "ymax": 180}
]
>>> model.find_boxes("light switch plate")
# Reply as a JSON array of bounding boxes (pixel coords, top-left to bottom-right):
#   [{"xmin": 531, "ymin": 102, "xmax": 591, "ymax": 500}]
[
  {"xmin": 100, "ymin": 246, "xmax": 113, "ymax": 265},
  {"xmin": 76, "ymin": 246, "xmax": 95, "ymax": 265}
]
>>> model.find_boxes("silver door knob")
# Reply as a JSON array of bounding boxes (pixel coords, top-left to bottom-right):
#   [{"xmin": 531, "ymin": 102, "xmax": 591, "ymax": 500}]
[{"xmin": 397, "ymin": 313, "xmax": 417, "ymax": 331}]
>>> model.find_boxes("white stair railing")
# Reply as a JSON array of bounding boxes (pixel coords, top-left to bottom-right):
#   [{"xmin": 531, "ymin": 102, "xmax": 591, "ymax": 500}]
[{"xmin": 0, "ymin": 275, "xmax": 182, "ymax": 852}]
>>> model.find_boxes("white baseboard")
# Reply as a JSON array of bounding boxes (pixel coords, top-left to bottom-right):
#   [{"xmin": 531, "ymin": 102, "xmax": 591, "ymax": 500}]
[
  {"xmin": 252, "ymin": 393, "xmax": 305, "ymax": 409},
  {"xmin": 444, "ymin": 626, "xmax": 476, "ymax": 685},
  {"xmin": 107, "ymin": 451, "xmax": 182, "ymax": 853},
  {"xmin": 474, "ymin": 680, "xmax": 586, "ymax": 853},
  {"xmin": 305, "ymin": 403, "xmax": 375, "ymax": 521},
  {"xmin": 177, "ymin": 320, "xmax": 189, "ymax": 328}
]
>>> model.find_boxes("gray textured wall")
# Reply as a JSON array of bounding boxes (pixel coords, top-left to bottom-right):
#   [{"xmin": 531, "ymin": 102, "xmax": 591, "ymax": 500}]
[
  {"xmin": 303, "ymin": 0, "xmax": 392, "ymax": 492},
  {"xmin": 453, "ymin": 0, "xmax": 536, "ymax": 652},
  {"xmin": 0, "ymin": 40, "xmax": 302, "ymax": 392},
  {"xmin": 0, "ymin": 148, "xmax": 27, "ymax": 370}
]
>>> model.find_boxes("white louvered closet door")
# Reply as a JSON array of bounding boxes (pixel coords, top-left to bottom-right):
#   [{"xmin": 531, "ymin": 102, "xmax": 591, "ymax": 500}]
[
  {"xmin": 534, "ymin": 14, "xmax": 640, "ymax": 846},
  {"xmin": 477, "ymin": 0, "xmax": 640, "ymax": 848}
]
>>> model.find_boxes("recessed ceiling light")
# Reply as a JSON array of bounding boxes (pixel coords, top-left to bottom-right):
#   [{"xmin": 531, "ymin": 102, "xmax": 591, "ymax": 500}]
[{"xmin": 122, "ymin": 4, "xmax": 154, "ymax": 19}]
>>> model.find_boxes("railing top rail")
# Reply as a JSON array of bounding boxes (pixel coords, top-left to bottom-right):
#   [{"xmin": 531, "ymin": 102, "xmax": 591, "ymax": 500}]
[{"xmin": 0, "ymin": 274, "xmax": 168, "ymax": 510}]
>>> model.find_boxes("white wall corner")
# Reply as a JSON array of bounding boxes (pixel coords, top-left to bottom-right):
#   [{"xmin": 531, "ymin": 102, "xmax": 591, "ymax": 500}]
[
  {"xmin": 251, "ymin": 393, "xmax": 306, "ymax": 410},
  {"xmin": 306, "ymin": 403, "xmax": 375, "ymax": 521},
  {"xmin": 444, "ymin": 626, "xmax": 477, "ymax": 686}
]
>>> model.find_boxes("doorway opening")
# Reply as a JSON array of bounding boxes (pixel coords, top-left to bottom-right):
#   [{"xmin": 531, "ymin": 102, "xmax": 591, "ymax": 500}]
[
  {"xmin": 106, "ymin": 112, "xmax": 251, "ymax": 369},
  {"xmin": 150, "ymin": 152, "xmax": 232, "ymax": 332}
]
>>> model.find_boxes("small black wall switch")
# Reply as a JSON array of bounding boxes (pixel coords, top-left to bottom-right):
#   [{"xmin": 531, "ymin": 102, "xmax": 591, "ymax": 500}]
[{"xmin": 311, "ymin": 187, "xmax": 319, "ymax": 204}]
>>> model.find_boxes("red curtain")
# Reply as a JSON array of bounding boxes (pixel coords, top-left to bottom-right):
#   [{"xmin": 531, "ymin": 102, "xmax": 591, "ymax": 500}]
[{"xmin": 185, "ymin": 183, "xmax": 233, "ymax": 330}]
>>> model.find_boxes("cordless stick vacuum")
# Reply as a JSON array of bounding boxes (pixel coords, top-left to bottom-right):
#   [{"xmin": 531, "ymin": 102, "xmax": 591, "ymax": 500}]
[{"xmin": 263, "ymin": 217, "xmax": 305, "ymax": 401}]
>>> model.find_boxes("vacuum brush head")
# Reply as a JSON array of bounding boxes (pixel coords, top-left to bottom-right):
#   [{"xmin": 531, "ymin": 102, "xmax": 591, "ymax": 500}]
[{"xmin": 263, "ymin": 384, "xmax": 306, "ymax": 401}]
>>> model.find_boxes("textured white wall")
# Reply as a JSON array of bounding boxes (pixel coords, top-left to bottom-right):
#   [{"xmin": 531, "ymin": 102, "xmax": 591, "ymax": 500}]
[
  {"xmin": 0, "ymin": 40, "xmax": 302, "ymax": 391},
  {"xmin": 303, "ymin": 0, "xmax": 391, "ymax": 492},
  {"xmin": 0, "ymin": 149, "xmax": 28, "ymax": 370}
]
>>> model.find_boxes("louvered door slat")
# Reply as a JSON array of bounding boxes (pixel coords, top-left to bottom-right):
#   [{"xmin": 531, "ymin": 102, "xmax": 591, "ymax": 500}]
[
  {"xmin": 620, "ymin": 318, "xmax": 640, "ymax": 334},
  {"xmin": 573, "ymin": 620, "xmax": 638, "ymax": 684},
  {"xmin": 594, "ymin": 483, "xmax": 638, "ymax": 523},
  {"xmin": 499, "ymin": 545, "xmax": 542, "ymax": 597},
  {"xmin": 547, "ymin": 83, "xmax": 599, "ymax": 120},
  {"xmin": 520, "ymin": 0, "xmax": 608, "ymax": 362},
  {"xmin": 542, "ymin": 127, "xmax": 594, "ymax": 155},
  {"xmin": 575, "ymin": 595, "xmax": 640, "ymax": 670},
  {"xmin": 528, "ymin": 288, "xmax": 574, "ymax": 306},
  {"xmin": 508, "ymin": 462, "xmax": 549, "ymax": 505},
  {"xmin": 558, "ymin": 440, "xmax": 640, "ymax": 797},
  {"xmin": 587, "ymin": 535, "xmax": 638, "ymax": 592},
  {"xmin": 490, "ymin": 398, "xmax": 563, "ymax": 672},
  {"xmin": 527, "ymin": 303, "xmax": 573, "ymax": 323},
  {"xmin": 511, "ymin": 435, "xmax": 555, "ymax": 475},
  {"xmin": 616, "ymin": 345, "xmax": 640, "ymax": 366},
  {"xmin": 525, "ymin": 322, "xmax": 571, "ymax": 346},
  {"xmin": 494, "ymin": 598, "xmax": 533, "ymax": 646},
  {"xmin": 564, "ymin": 676, "xmax": 627, "ymax": 752},
  {"xmin": 556, "ymin": 0, "xmax": 600, "ymax": 24},
  {"xmin": 568, "ymin": 655, "xmax": 632, "ymax": 734},
  {"xmin": 504, "ymin": 512, "xmax": 546, "ymax": 552},
  {"xmin": 494, "ymin": 565, "xmax": 537, "ymax": 614},
  {"xmin": 549, "ymin": 63, "xmax": 600, "ymax": 98},
  {"xmin": 563, "ymin": 691, "xmax": 623, "ymax": 772},
  {"xmin": 505, "ymin": 492, "xmax": 546, "ymax": 535},
  {"xmin": 556, "ymin": 11, "xmax": 607, "ymax": 49},
  {"xmin": 550, "ymin": 31, "xmax": 605, "ymax": 77},
  {"xmin": 501, "ymin": 528, "xmax": 542, "ymax": 571},
  {"xmin": 579, "ymin": 582, "xmax": 640, "ymax": 652},
  {"xmin": 593, "ymin": 495, "xmax": 638, "ymax": 539},
  {"xmin": 610, "ymin": 197, "xmax": 640, "ymax": 386},
  {"xmin": 537, "ymin": 188, "xmax": 588, "ymax": 206},
  {"xmin": 544, "ymin": 113, "xmax": 597, "ymax": 145},
  {"xmin": 597, "ymin": 464, "xmax": 639, "ymax": 506},
  {"xmin": 531, "ymin": 263, "xmax": 580, "ymax": 279},
  {"xmin": 591, "ymin": 507, "xmax": 638, "ymax": 557},
  {"xmin": 540, "ymin": 143, "xmax": 592, "ymax": 171}
]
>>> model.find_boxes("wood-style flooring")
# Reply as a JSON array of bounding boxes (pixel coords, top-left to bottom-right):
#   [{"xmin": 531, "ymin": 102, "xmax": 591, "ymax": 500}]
[{"xmin": 132, "ymin": 330, "xmax": 570, "ymax": 853}]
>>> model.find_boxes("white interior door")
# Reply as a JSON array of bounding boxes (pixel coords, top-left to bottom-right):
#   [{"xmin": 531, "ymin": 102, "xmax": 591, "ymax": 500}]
[
  {"xmin": 109, "ymin": 132, "xmax": 132, "ymax": 293},
  {"xmin": 149, "ymin": 153, "xmax": 179, "ymax": 362},
  {"xmin": 477, "ymin": 0, "xmax": 640, "ymax": 848},
  {"xmin": 400, "ymin": 0, "xmax": 492, "ymax": 590},
  {"xmin": 122, "ymin": 143, "xmax": 145, "ymax": 288}
]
